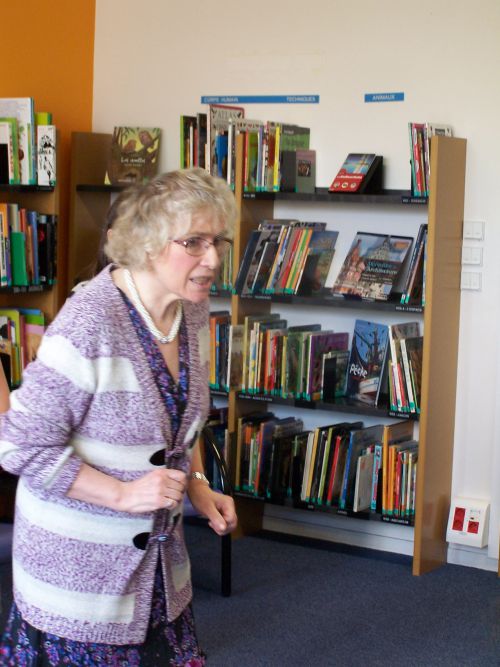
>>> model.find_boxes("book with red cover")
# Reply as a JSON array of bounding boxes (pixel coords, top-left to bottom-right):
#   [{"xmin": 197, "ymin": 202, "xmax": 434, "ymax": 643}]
[{"xmin": 329, "ymin": 153, "xmax": 382, "ymax": 193}]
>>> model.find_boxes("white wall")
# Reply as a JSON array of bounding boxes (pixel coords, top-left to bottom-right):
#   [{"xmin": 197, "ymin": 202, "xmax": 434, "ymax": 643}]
[{"xmin": 93, "ymin": 0, "xmax": 500, "ymax": 570}]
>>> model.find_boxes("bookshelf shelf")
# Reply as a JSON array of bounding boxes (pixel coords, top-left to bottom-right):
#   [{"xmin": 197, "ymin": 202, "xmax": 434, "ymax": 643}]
[
  {"xmin": 235, "ymin": 292, "xmax": 423, "ymax": 314},
  {"xmin": 233, "ymin": 391, "xmax": 418, "ymax": 421},
  {"xmin": 0, "ymin": 184, "xmax": 55, "ymax": 193},
  {"xmin": 229, "ymin": 133, "xmax": 466, "ymax": 576},
  {"xmin": 243, "ymin": 188, "xmax": 428, "ymax": 206},
  {"xmin": 76, "ymin": 184, "xmax": 127, "ymax": 193}
]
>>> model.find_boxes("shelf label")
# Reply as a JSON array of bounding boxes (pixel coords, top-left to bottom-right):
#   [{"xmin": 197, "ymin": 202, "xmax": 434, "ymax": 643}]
[
  {"xmin": 201, "ymin": 95, "xmax": 320, "ymax": 104},
  {"xmin": 364, "ymin": 92, "xmax": 404, "ymax": 103}
]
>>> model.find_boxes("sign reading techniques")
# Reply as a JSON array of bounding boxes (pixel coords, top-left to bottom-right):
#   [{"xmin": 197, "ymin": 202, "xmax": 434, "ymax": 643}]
[{"xmin": 201, "ymin": 95, "xmax": 320, "ymax": 104}]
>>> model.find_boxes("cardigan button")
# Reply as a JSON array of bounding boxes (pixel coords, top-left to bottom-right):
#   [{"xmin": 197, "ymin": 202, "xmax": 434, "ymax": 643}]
[
  {"xmin": 157, "ymin": 535, "xmax": 167, "ymax": 542},
  {"xmin": 149, "ymin": 449, "xmax": 167, "ymax": 466},
  {"xmin": 132, "ymin": 532, "xmax": 150, "ymax": 550}
]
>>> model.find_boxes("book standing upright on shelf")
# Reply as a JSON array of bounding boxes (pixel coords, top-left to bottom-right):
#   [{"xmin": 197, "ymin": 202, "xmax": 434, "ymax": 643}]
[
  {"xmin": 207, "ymin": 104, "xmax": 244, "ymax": 177},
  {"xmin": 346, "ymin": 319, "xmax": 389, "ymax": 407}
]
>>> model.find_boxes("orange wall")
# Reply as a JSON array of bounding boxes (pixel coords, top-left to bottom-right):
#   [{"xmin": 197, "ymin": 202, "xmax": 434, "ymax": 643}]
[{"xmin": 0, "ymin": 0, "xmax": 96, "ymax": 290}]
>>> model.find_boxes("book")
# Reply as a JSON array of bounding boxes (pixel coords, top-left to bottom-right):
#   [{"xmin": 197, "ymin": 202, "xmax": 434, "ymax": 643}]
[
  {"xmin": 381, "ymin": 421, "xmax": 415, "ymax": 515},
  {"xmin": 207, "ymin": 104, "xmax": 244, "ymax": 177},
  {"xmin": 402, "ymin": 336, "xmax": 423, "ymax": 412},
  {"xmin": 329, "ymin": 153, "xmax": 382, "ymax": 193},
  {"xmin": 0, "ymin": 118, "xmax": 20, "ymax": 184},
  {"xmin": 346, "ymin": 319, "xmax": 389, "ymax": 406},
  {"xmin": 180, "ymin": 115, "xmax": 196, "ymax": 168},
  {"xmin": 227, "ymin": 324, "xmax": 244, "ymax": 390},
  {"xmin": 295, "ymin": 149, "xmax": 316, "ymax": 193},
  {"xmin": 387, "ymin": 322, "xmax": 420, "ymax": 413},
  {"xmin": 339, "ymin": 424, "xmax": 383, "ymax": 511},
  {"xmin": 353, "ymin": 450, "xmax": 375, "ymax": 512},
  {"xmin": 305, "ymin": 331, "xmax": 349, "ymax": 401},
  {"xmin": 37, "ymin": 125, "xmax": 56, "ymax": 186},
  {"xmin": 321, "ymin": 349, "xmax": 350, "ymax": 401},
  {"xmin": 105, "ymin": 127, "xmax": 161, "ymax": 184},
  {"xmin": 332, "ymin": 231, "xmax": 413, "ymax": 301},
  {"xmin": 196, "ymin": 112, "xmax": 207, "ymax": 168},
  {"xmin": 296, "ymin": 229, "xmax": 339, "ymax": 296},
  {"xmin": 0, "ymin": 97, "xmax": 35, "ymax": 184}
]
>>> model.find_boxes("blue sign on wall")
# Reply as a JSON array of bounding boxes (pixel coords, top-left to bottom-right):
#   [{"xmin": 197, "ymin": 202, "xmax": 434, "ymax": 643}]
[
  {"xmin": 201, "ymin": 95, "xmax": 320, "ymax": 104},
  {"xmin": 364, "ymin": 92, "xmax": 404, "ymax": 103}
]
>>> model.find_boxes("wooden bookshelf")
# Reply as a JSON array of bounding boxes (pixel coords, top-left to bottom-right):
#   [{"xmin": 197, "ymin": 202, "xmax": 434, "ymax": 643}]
[
  {"xmin": 68, "ymin": 132, "xmax": 115, "ymax": 291},
  {"xmin": 228, "ymin": 134, "xmax": 466, "ymax": 575},
  {"xmin": 67, "ymin": 131, "xmax": 467, "ymax": 574},
  {"xmin": 0, "ymin": 174, "xmax": 65, "ymax": 520}
]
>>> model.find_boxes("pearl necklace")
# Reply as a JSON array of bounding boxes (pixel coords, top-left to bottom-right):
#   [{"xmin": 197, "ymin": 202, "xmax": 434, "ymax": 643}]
[{"xmin": 124, "ymin": 269, "xmax": 183, "ymax": 344}]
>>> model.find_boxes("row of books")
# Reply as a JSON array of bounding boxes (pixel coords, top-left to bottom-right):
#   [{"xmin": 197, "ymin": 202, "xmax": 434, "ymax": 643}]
[
  {"xmin": 0, "ymin": 202, "xmax": 57, "ymax": 287},
  {"xmin": 209, "ymin": 312, "xmax": 424, "ymax": 413},
  {"xmin": 408, "ymin": 121, "xmax": 452, "ymax": 197},
  {"xmin": 234, "ymin": 414, "xmax": 417, "ymax": 522},
  {"xmin": 387, "ymin": 322, "xmax": 423, "ymax": 415},
  {"xmin": 233, "ymin": 219, "xmax": 424, "ymax": 304},
  {"xmin": 0, "ymin": 97, "xmax": 56, "ymax": 186},
  {"xmin": 0, "ymin": 307, "xmax": 46, "ymax": 387},
  {"xmin": 180, "ymin": 105, "xmax": 312, "ymax": 192},
  {"xmin": 210, "ymin": 243, "xmax": 233, "ymax": 294}
]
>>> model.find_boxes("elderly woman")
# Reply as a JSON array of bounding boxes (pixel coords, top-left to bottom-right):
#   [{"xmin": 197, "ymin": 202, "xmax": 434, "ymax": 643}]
[{"xmin": 0, "ymin": 168, "xmax": 238, "ymax": 665}]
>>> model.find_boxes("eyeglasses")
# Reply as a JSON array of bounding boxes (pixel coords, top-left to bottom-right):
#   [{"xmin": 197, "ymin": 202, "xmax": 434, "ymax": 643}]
[{"xmin": 172, "ymin": 236, "xmax": 233, "ymax": 257}]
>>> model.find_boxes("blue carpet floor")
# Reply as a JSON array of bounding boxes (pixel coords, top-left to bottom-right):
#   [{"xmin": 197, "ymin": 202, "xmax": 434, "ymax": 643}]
[
  {"xmin": 185, "ymin": 526, "xmax": 500, "ymax": 667},
  {"xmin": 1, "ymin": 525, "xmax": 498, "ymax": 666}
]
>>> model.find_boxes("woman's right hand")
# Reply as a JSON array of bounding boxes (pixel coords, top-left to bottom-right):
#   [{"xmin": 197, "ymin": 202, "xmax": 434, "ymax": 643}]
[{"xmin": 116, "ymin": 468, "xmax": 187, "ymax": 513}]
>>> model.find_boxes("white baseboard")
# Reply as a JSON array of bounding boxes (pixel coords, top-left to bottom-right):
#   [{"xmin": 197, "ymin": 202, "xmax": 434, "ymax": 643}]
[
  {"xmin": 447, "ymin": 543, "xmax": 499, "ymax": 572},
  {"xmin": 262, "ymin": 504, "xmax": 414, "ymax": 556}
]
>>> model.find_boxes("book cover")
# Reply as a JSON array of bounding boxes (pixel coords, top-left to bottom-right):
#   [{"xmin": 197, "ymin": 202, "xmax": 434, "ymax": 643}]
[
  {"xmin": 37, "ymin": 125, "xmax": 56, "ymax": 186},
  {"xmin": 403, "ymin": 336, "xmax": 423, "ymax": 412},
  {"xmin": 227, "ymin": 324, "xmax": 244, "ymax": 391},
  {"xmin": 180, "ymin": 115, "xmax": 196, "ymax": 168},
  {"xmin": 346, "ymin": 319, "xmax": 389, "ymax": 406},
  {"xmin": 105, "ymin": 127, "xmax": 161, "ymax": 184},
  {"xmin": 339, "ymin": 424, "xmax": 383, "ymax": 511},
  {"xmin": 240, "ymin": 227, "xmax": 282, "ymax": 296},
  {"xmin": 321, "ymin": 349, "xmax": 350, "ymax": 401},
  {"xmin": 196, "ymin": 112, "xmax": 207, "ymax": 169},
  {"xmin": 0, "ymin": 97, "xmax": 35, "ymax": 184},
  {"xmin": 332, "ymin": 231, "xmax": 413, "ymax": 301},
  {"xmin": 329, "ymin": 153, "xmax": 380, "ymax": 193},
  {"xmin": 381, "ymin": 420, "xmax": 415, "ymax": 515},
  {"xmin": 353, "ymin": 450, "xmax": 375, "ymax": 512},
  {"xmin": 388, "ymin": 322, "xmax": 420, "ymax": 412},
  {"xmin": 295, "ymin": 149, "xmax": 316, "ymax": 194},
  {"xmin": 305, "ymin": 331, "xmax": 349, "ymax": 401},
  {"xmin": 296, "ymin": 229, "xmax": 339, "ymax": 296},
  {"xmin": 0, "ymin": 118, "xmax": 20, "ymax": 184},
  {"xmin": 207, "ymin": 104, "xmax": 244, "ymax": 177}
]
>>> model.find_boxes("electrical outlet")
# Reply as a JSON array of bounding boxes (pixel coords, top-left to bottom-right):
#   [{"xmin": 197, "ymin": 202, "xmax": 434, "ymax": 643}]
[
  {"xmin": 461, "ymin": 271, "xmax": 482, "ymax": 290},
  {"xmin": 462, "ymin": 246, "xmax": 483, "ymax": 266},
  {"xmin": 463, "ymin": 220, "xmax": 485, "ymax": 241}
]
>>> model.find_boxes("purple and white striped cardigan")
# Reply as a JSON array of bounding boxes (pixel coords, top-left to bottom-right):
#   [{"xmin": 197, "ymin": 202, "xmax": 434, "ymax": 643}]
[{"xmin": 0, "ymin": 266, "xmax": 211, "ymax": 644}]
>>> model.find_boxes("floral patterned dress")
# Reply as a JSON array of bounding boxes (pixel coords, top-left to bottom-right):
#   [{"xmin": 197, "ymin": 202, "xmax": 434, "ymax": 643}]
[{"xmin": 0, "ymin": 293, "xmax": 206, "ymax": 666}]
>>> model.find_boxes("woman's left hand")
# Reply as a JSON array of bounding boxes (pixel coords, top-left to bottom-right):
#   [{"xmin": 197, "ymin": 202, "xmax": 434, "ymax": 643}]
[{"xmin": 188, "ymin": 483, "xmax": 237, "ymax": 536}]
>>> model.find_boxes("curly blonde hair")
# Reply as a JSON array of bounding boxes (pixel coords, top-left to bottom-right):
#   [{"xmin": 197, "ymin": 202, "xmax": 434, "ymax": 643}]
[{"xmin": 104, "ymin": 168, "xmax": 237, "ymax": 270}]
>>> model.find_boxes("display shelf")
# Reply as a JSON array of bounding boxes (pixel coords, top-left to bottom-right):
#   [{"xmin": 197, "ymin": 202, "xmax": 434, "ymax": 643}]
[{"xmin": 228, "ymin": 134, "xmax": 466, "ymax": 576}]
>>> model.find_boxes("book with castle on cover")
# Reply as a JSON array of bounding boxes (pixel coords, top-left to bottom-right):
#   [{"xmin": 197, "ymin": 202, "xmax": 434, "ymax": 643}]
[
  {"xmin": 105, "ymin": 127, "xmax": 161, "ymax": 185},
  {"xmin": 332, "ymin": 231, "xmax": 413, "ymax": 301}
]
